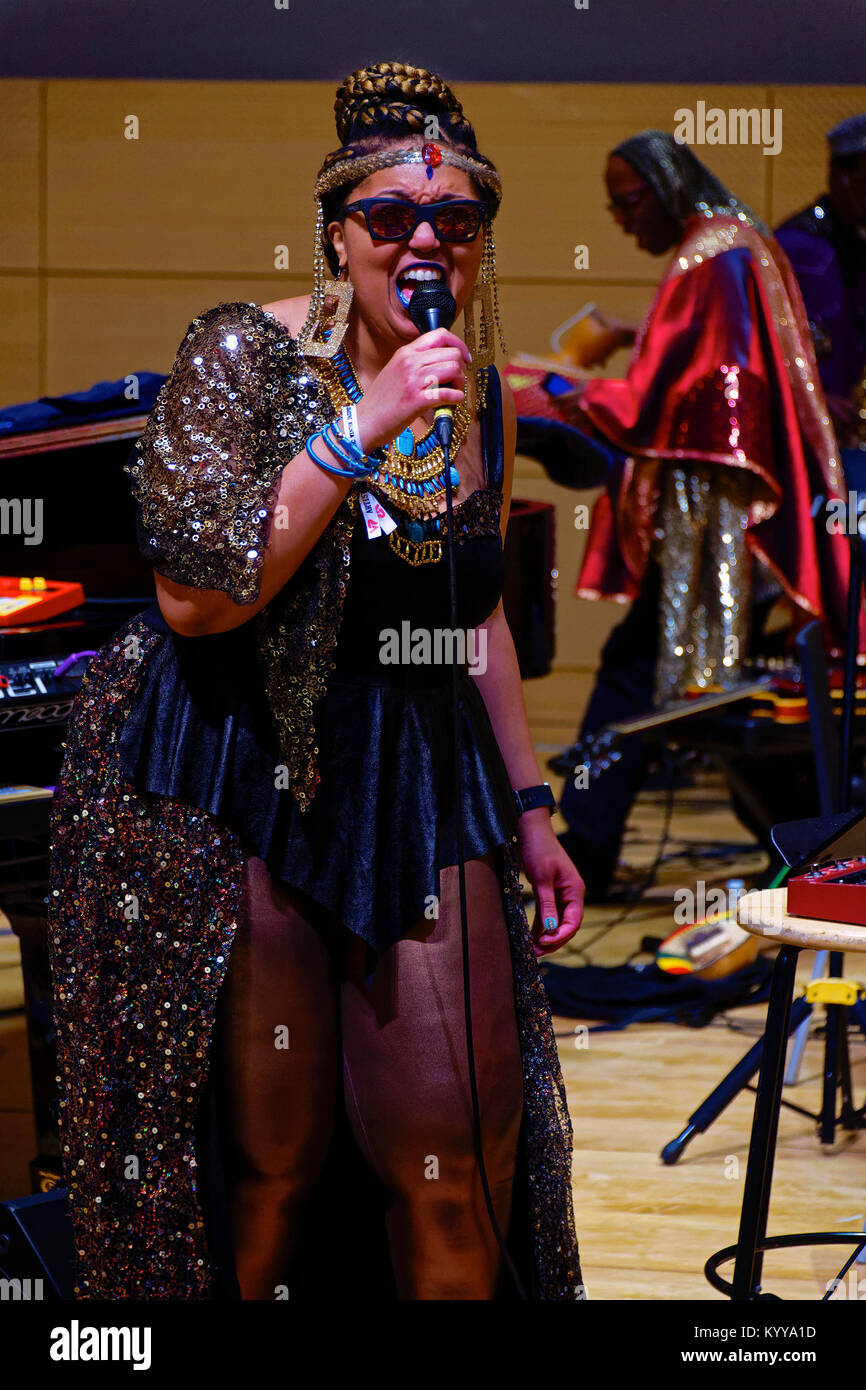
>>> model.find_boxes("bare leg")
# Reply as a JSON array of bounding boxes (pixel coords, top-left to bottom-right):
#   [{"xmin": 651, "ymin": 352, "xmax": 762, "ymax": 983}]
[
  {"xmin": 215, "ymin": 855, "xmax": 341, "ymax": 1300},
  {"xmin": 340, "ymin": 851, "xmax": 524, "ymax": 1299}
]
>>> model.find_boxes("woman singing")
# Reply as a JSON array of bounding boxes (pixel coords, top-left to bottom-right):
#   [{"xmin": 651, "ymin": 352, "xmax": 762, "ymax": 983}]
[{"xmin": 47, "ymin": 60, "xmax": 586, "ymax": 1301}]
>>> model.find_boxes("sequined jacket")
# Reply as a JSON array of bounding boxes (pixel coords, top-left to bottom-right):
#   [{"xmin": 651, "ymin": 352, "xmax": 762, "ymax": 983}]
[{"xmin": 124, "ymin": 299, "xmax": 364, "ymax": 814}]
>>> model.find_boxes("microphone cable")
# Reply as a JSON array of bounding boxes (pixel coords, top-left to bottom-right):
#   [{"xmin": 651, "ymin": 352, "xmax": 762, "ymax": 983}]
[
  {"xmin": 408, "ymin": 280, "xmax": 528, "ymax": 1298},
  {"xmin": 437, "ymin": 413, "xmax": 528, "ymax": 1302}
]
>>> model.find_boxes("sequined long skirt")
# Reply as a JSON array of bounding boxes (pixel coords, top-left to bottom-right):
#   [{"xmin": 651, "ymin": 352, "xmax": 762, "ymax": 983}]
[
  {"xmin": 651, "ymin": 461, "xmax": 754, "ymax": 706},
  {"xmin": 46, "ymin": 621, "xmax": 584, "ymax": 1300}
]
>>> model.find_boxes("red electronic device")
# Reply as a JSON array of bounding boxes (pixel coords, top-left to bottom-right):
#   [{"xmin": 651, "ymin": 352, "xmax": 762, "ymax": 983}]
[
  {"xmin": 785, "ymin": 808, "xmax": 866, "ymax": 927},
  {"xmin": 0, "ymin": 576, "xmax": 85, "ymax": 627}
]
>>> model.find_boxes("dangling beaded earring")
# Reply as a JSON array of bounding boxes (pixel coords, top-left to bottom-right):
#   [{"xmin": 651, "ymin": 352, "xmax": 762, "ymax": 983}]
[
  {"xmin": 464, "ymin": 222, "xmax": 507, "ymax": 414},
  {"xmin": 297, "ymin": 197, "xmax": 355, "ymax": 359}
]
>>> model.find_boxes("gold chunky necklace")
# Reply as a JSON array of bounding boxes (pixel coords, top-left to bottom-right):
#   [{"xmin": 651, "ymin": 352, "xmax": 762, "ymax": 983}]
[{"xmin": 313, "ymin": 344, "xmax": 473, "ymax": 564}]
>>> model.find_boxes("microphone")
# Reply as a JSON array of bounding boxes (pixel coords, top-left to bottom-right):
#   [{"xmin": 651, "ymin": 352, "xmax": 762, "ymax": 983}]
[{"xmin": 407, "ymin": 280, "xmax": 458, "ymax": 448}]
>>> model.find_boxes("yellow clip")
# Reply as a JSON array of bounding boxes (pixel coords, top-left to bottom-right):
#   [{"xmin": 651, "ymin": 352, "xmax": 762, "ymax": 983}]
[{"xmin": 804, "ymin": 978, "xmax": 864, "ymax": 1007}]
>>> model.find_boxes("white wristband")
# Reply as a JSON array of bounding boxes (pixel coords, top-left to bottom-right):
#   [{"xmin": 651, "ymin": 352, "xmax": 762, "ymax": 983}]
[{"xmin": 341, "ymin": 404, "xmax": 363, "ymax": 453}]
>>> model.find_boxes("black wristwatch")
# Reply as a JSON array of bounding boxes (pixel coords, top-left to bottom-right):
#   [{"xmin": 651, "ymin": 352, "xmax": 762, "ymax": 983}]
[{"xmin": 513, "ymin": 782, "xmax": 556, "ymax": 817}]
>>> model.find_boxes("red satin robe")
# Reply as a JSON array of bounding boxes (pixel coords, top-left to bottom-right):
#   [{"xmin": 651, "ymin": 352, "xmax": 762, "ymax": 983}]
[{"xmin": 573, "ymin": 213, "xmax": 850, "ymax": 649}]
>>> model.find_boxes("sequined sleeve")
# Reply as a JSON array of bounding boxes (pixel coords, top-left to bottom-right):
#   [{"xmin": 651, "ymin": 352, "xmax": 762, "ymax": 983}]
[{"xmin": 123, "ymin": 302, "xmax": 287, "ymax": 605}]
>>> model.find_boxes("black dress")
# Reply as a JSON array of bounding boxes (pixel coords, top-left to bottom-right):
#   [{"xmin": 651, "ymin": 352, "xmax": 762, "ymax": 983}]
[{"xmin": 113, "ymin": 365, "xmax": 518, "ymax": 954}]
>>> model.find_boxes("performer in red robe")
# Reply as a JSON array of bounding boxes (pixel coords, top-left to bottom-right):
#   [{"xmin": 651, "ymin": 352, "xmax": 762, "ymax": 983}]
[{"xmin": 505, "ymin": 130, "xmax": 852, "ymax": 896}]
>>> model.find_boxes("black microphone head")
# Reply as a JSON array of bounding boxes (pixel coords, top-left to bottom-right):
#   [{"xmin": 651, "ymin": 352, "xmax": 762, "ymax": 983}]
[{"xmin": 407, "ymin": 280, "xmax": 457, "ymax": 335}]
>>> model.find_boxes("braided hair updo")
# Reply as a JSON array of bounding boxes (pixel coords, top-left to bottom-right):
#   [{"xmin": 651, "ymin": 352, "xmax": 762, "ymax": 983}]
[{"xmin": 317, "ymin": 60, "xmax": 501, "ymax": 275}]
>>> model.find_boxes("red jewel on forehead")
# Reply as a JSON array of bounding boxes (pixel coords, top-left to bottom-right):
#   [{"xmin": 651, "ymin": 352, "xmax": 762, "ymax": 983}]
[{"xmin": 422, "ymin": 141, "xmax": 442, "ymax": 180}]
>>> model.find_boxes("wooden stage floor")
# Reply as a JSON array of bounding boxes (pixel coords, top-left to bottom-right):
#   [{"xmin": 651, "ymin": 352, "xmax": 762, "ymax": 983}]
[
  {"xmin": 1, "ymin": 767, "xmax": 864, "ymax": 1301},
  {"xmin": 540, "ymin": 766, "xmax": 866, "ymax": 1301}
]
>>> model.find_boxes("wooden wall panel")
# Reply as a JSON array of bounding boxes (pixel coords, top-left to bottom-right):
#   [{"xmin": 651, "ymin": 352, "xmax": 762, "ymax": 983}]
[
  {"xmin": 499, "ymin": 279, "xmax": 658, "ymax": 371},
  {"xmin": 4, "ymin": 79, "xmax": 866, "ymax": 728},
  {"xmin": 0, "ymin": 275, "xmax": 40, "ymax": 405},
  {"xmin": 458, "ymin": 84, "xmax": 771, "ymax": 282},
  {"xmin": 45, "ymin": 81, "xmax": 333, "ymax": 274},
  {"xmin": 770, "ymin": 85, "xmax": 866, "ymax": 225},
  {"xmin": 0, "ymin": 81, "xmax": 40, "ymax": 270},
  {"xmin": 42, "ymin": 276, "xmax": 295, "ymax": 395}
]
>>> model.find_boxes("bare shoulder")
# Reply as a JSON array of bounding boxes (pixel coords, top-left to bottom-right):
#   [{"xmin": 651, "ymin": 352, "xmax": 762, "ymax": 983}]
[{"xmin": 258, "ymin": 294, "xmax": 312, "ymax": 337}]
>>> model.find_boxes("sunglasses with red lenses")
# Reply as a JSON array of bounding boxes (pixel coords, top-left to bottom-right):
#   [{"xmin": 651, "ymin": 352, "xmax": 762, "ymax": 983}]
[{"xmin": 338, "ymin": 197, "xmax": 487, "ymax": 242}]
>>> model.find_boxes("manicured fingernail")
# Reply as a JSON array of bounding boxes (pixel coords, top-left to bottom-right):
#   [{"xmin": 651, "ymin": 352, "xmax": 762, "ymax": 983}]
[{"xmin": 542, "ymin": 917, "xmax": 558, "ymax": 934}]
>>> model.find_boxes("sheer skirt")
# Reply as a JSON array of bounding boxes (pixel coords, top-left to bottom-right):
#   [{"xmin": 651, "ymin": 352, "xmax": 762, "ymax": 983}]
[{"xmin": 213, "ymin": 851, "xmax": 525, "ymax": 1300}]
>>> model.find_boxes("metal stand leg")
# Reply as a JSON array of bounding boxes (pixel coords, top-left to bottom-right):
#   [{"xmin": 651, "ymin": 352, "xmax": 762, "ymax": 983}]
[
  {"xmin": 661, "ymin": 992, "xmax": 812, "ymax": 1164},
  {"xmin": 785, "ymin": 950, "xmax": 826, "ymax": 1085},
  {"xmin": 822, "ymin": 951, "xmax": 842, "ymax": 1143},
  {"xmin": 732, "ymin": 945, "xmax": 801, "ymax": 1300}
]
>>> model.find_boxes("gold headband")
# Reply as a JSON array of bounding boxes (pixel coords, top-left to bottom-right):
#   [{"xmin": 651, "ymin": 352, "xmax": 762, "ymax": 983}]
[
  {"xmin": 315, "ymin": 144, "xmax": 502, "ymax": 204},
  {"xmin": 299, "ymin": 140, "xmax": 506, "ymax": 391}
]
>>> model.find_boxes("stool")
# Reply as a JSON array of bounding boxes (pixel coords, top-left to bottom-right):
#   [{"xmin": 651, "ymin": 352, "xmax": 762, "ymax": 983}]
[{"xmin": 704, "ymin": 888, "xmax": 866, "ymax": 1299}]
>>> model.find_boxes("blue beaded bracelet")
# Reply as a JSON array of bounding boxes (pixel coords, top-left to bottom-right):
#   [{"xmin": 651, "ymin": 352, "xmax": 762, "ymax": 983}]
[
  {"xmin": 305, "ymin": 428, "xmax": 372, "ymax": 479},
  {"xmin": 323, "ymin": 421, "xmax": 367, "ymax": 469},
  {"xmin": 327, "ymin": 421, "xmax": 387, "ymax": 478},
  {"xmin": 307, "ymin": 428, "xmax": 366, "ymax": 478}
]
